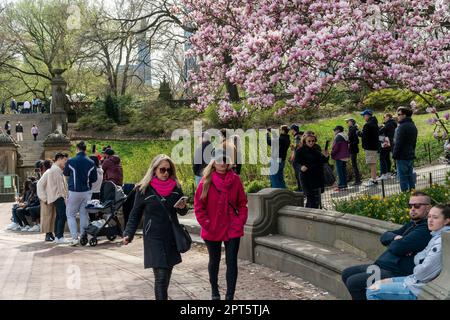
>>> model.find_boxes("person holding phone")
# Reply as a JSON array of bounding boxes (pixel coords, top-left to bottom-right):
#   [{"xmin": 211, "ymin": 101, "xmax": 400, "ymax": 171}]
[
  {"xmin": 194, "ymin": 148, "xmax": 248, "ymax": 300},
  {"xmin": 122, "ymin": 154, "xmax": 188, "ymax": 300}
]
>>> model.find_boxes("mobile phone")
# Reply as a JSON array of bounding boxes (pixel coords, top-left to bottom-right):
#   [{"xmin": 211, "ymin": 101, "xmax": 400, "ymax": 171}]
[
  {"xmin": 174, "ymin": 196, "xmax": 189, "ymax": 208},
  {"xmin": 325, "ymin": 140, "xmax": 329, "ymax": 151}
]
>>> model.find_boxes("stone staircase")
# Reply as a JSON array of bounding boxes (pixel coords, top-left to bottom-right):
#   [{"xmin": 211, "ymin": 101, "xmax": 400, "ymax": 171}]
[{"xmin": 0, "ymin": 114, "xmax": 53, "ymax": 167}]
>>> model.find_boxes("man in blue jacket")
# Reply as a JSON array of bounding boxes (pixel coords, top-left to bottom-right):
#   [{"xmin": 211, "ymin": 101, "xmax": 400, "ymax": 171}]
[
  {"xmin": 341, "ymin": 191, "xmax": 432, "ymax": 300},
  {"xmin": 64, "ymin": 141, "xmax": 97, "ymax": 246},
  {"xmin": 393, "ymin": 107, "xmax": 418, "ymax": 192}
]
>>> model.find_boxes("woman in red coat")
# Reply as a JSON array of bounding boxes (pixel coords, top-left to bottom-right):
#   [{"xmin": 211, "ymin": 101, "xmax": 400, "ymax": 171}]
[{"xmin": 194, "ymin": 148, "xmax": 248, "ymax": 300}]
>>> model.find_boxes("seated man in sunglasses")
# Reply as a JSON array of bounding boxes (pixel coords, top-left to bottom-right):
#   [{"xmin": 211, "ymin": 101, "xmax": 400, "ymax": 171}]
[{"xmin": 341, "ymin": 191, "xmax": 432, "ymax": 300}]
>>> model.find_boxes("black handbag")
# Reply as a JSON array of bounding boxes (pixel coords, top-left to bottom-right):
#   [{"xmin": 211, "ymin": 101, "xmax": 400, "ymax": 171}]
[
  {"xmin": 323, "ymin": 162, "xmax": 336, "ymax": 187},
  {"xmin": 150, "ymin": 188, "xmax": 192, "ymax": 253}
]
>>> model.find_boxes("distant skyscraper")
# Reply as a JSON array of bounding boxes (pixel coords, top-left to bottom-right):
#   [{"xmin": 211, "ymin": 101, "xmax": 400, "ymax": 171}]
[
  {"xmin": 184, "ymin": 29, "xmax": 197, "ymax": 81},
  {"xmin": 136, "ymin": 19, "xmax": 152, "ymax": 86}
]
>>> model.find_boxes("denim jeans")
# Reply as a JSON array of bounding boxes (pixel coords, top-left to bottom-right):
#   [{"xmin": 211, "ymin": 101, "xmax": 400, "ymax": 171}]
[
  {"xmin": 366, "ymin": 276, "xmax": 417, "ymax": 300},
  {"xmin": 396, "ymin": 160, "xmax": 416, "ymax": 192},
  {"xmin": 335, "ymin": 160, "xmax": 348, "ymax": 188},
  {"xmin": 269, "ymin": 159, "xmax": 286, "ymax": 189},
  {"xmin": 53, "ymin": 197, "xmax": 67, "ymax": 239}
]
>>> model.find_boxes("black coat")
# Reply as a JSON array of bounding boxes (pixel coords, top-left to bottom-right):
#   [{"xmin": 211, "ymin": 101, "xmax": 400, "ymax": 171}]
[
  {"xmin": 379, "ymin": 118, "xmax": 397, "ymax": 147},
  {"xmin": 193, "ymin": 141, "xmax": 212, "ymax": 177},
  {"xmin": 361, "ymin": 116, "xmax": 379, "ymax": 151},
  {"xmin": 393, "ymin": 117, "xmax": 418, "ymax": 160},
  {"xmin": 267, "ymin": 132, "xmax": 291, "ymax": 161},
  {"xmin": 124, "ymin": 185, "xmax": 188, "ymax": 269},
  {"xmin": 375, "ymin": 218, "xmax": 431, "ymax": 276},
  {"xmin": 295, "ymin": 144, "xmax": 328, "ymax": 192},
  {"xmin": 15, "ymin": 125, "xmax": 23, "ymax": 133},
  {"xmin": 348, "ymin": 125, "xmax": 360, "ymax": 154}
]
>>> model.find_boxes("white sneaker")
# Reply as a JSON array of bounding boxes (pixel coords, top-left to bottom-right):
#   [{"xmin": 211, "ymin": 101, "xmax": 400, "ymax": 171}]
[
  {"xmin": 21, "ymin": 225, "xmax": 31, "ymax": 232},
  {"xmin": 70, "ymin": 239, "xmax": 79, "ymax": 246},
  {"xmin": 28, "ymin": 225, "xmax": 40, "ymax": 232},
  {"xmin": 55, "ymin": 237, "xmax": 70, "ymax": 245},
  {"xmin": 378, "ymin": 174, "xmax": 388, "ymax": 180},
  {"xmin": 6, "ymin": 222, "xmax": 19, "ymax": 230},
  {"xmin": 364, "ymin": 179, "xmax": 378, "ymax": 187},
  {"xmin": 11, "ymin": 224, "xmax": 22, "ymax": 231}
]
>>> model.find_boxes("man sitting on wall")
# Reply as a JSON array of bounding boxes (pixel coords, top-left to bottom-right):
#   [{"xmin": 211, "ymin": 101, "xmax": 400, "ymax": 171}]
[{"xmin": 341, "ymin": 191, "xmax": 433, "ymax": 300}]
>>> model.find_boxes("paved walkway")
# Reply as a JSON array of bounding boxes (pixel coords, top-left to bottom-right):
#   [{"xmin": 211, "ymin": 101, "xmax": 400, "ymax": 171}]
[{"xmin": 0, "ymin": 203, "xmax": 333, "ymax": 300}]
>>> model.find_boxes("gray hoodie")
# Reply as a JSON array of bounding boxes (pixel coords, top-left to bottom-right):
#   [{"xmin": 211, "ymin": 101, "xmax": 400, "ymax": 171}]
[{"xmin": 403, "ymin": 226, "xmax": 450, "ymax": 296}]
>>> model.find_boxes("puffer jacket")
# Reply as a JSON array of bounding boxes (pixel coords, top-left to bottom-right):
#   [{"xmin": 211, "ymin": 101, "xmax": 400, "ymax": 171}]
[
  {"xmin": 403, "ymin": 226, "xmax": 450, "ymax": 296},
  {"xmin": 331, "ymin": 132, "xmax": 350, "ymax": 161},
  {"xmin": 194, "ymin": 170, "xmax": 248, "ymax": 242}
]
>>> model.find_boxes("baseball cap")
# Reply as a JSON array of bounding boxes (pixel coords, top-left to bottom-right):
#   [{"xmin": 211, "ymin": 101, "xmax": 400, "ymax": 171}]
[{"xmin": 360, "ymin": 109, "xmax": 373, "ymax": 116}]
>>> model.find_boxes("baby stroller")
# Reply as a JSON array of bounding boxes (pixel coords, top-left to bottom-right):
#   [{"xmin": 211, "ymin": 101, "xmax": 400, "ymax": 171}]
[{"xmin": 81, "ymin": 181, "xmax": 127, "ymax": 247}]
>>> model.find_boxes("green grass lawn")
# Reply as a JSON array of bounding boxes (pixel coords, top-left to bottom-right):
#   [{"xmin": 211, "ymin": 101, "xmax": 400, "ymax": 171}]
[{"xmin": 70, "ymin": 109, "xmax": 448, "ymax": 196}]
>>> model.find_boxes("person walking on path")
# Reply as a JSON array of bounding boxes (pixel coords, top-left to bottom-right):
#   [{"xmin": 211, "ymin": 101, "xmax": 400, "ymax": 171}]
[
  {"xmin": 102, "ymin": 148, "xmax": 123, "ymax": 186},
  {"xmin": 393, "ymin": 107, "xmax": 418, "ymax": 192},
  {"xmin": 1, "ymin": 102, "xmax": 5, "ymax": 114},
  {"xmin": 295, "ymin": 132, "xmax": 329, "ymax": 208},
  {"xmin": 378, "ymin": 113, "xmax": 397, "ymax": 180},
  {"xmin": 123, "ymin": 154, "xmax": 188, "ymax": 300},
  {"xmin": 331, "ymin": 125, "xmax": 350, "ymax": 191},
  {"xmin": 359, "ymin": 109, "xmax": 379, "ymax": 186},
  {"xmin": 367, "ymin": 204, "xmax": 450, "ymax": 300},
  {"xmin": 267, "ymin": 125, "xmax": 291, "ymax": 189},
  {"xmin": 31, "ymin": 97, "xmax": 39, "ymax": 113},
  {"xmin": 194, "ymin": 149, "xmax": 248, "ymax": 300},
  {"xmin": 37, "ymin": 153, "xmax": 69, "ymax": 244},
  {"xmin": 341, "ymin": 191, "xmax": 432, "ymax": 300},
  {"xmin": 63, "ymin": 141, "xmax": 97, "ymax": 246},
  {"xmin": 346, "ymin": 119, "xmax": 362, "ymax": 185},
  {"xmin": 4, "ymin": 121, "xmax": 11, "ymax": 136},
  {"xmin": 15, "ymin": 121, "xmax": 23, "ymax": 142},
  {"xmin": 10, "ymin": 98, "xmax": 17, "ymax": 114},
  {"xmin": 31, "ymin": 124, "xmax": 39, "ymax": 141}
]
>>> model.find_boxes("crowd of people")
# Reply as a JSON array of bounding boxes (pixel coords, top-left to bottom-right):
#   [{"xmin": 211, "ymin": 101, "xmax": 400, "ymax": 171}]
[
  {"xmin": 3, "ymin": 121, "xmax": 40, "ymax": 142},
  {"xmin": 1, "ymin": 97, "xmax": 46, "ymax": 115}
]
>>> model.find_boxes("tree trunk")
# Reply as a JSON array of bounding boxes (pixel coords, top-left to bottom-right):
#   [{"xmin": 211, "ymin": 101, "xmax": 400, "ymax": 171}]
[{"xmin": 224, "ymin": 53, "xmax": 240, "ymax": 102}]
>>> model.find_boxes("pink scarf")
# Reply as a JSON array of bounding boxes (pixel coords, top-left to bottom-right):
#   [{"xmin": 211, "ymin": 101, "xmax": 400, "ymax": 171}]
[
  {"xmin": 211, "ymin": 170, "xmax": 235, "ymax": 193},
  {"xmin": 150, "ymin": 177, "xmax": 177, "ymax": 197}
]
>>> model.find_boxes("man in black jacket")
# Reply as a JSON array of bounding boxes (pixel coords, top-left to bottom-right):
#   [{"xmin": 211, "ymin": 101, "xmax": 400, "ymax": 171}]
[
  {"xmin": 267, "ymin": 125, "xmax": 291, "ymax": 188},
  {"xmin": 193, "ymin": 132, "xmax": 212, "ymax": 186},
  {"xmin": 15, "ymin": 121, "xmax": 24, "ymax": 142},
  {"xmin": 393, "ymin": 107, "xmax": 418, "ymax": 192},
  {"xmin": 359, "ymin": 109, "xmax": 379, "ymax": 186},
  {"xmin": 341, "ymin": 191, "xmax": 432, "ymax": 300},
  {"xmin": 346, "ymin": 119, "xmax": 362, "ymax": 185},
  {"xmin": 379, "ymin": 113, "xmax": 397, "ymax": 179}
]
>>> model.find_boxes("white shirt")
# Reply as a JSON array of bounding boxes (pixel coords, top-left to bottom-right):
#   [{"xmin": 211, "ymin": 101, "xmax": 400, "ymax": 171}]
[{"xmin": 24, "ymin": 101, "xmax": 31, "ymax": 109}]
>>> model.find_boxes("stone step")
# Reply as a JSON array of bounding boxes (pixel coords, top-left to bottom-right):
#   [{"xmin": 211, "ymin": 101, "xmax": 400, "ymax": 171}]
[{"xmin": 254, "ymin": 234, "xmax": 372, "ymax": 299}]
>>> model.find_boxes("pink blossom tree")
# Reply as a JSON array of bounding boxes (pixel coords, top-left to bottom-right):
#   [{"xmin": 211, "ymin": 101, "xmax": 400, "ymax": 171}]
[{"xmin": 182, "ymin": 0, "xmax": 450, "ymax": 121}]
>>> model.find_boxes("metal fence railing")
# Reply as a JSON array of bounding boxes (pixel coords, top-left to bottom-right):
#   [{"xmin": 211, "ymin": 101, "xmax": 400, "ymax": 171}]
[{"xmin": 321, "ymin": 166, "xmax": 450, "ymax": 210}]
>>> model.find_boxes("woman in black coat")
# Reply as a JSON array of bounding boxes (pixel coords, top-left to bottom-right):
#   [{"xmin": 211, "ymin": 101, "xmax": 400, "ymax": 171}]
[
  {"xmin": 123, "ymin": 154, "xmax": 188, "ymax": 300},
  {"xmin": 295, "ymin": 132, "xmax": 330, "ymax": 208}
]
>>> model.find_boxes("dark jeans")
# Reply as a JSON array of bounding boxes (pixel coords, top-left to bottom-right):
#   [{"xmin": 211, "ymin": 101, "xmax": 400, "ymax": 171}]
[
  {"xmin": 379, "ymin": 149, "xmax": 392, "ymax": 174},
  {"xmin": 153, "ymin": 267, "xmax": 173, "ymax": 300},
  {"xmin": 341, "ymin": 264, "xmax": 397, "ymax": 300},
  {"xmin": 54, "ymin": 197, "xmax": 67, "ymax": 239},
  {"xmin": 304, "ymin": 188, "xmax": 321, "ymax": 209},
  {"xmin": 335, "ymin": 160, "xmax": 348, "ymax": 188},
  {"xmin": 204, "ymin": 237, "xmax": 241, "ymax": 300},
  {"xmin": 350, "ymin": 153, "xmax": 361, "ymax": 183},
  {"xmin": 33, "ymin": 134, "xmax": 38, "ymax": 141},
  {"xmin": 16, "ymin": 206, "xmax": 39, "ymax": 225},
  {"xmin": 396, "ymin": 160, "xmax": 415, "ymax": 192},
  {"xmin": 269, "ymin": 159, "xmax": 286, "ymax": 188},
  {"xmin": 292, "ymin": 161, "xmax": 302, "ymax": 191},
  {"xmin": 12, "ymin": 204, "xmax": 20, "ymax": 224}
]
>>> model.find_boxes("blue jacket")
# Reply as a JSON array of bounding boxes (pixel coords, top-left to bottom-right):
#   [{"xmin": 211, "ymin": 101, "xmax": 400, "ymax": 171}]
[
  {"xmin": 375, "ymin": 218, "xmax": 432, "ymax": 276},
  {"xmin": 63, "ymin": 152, "xmax": 97, "ymax": 192}
]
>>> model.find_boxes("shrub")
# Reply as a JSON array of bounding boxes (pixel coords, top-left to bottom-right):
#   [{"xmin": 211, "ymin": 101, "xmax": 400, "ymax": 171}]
[
  {"xmin": 333, "ymin": 184, "xmax": 450, "ymax": 224},
  {"xmin": 244, "ymin": 179, "xmax": 270, "ymax": 194}
]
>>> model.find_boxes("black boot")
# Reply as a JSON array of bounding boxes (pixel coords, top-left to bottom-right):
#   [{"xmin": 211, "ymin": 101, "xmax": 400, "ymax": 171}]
[
  {"xmin": 45, "ymin": 233, "xmax": 54, "ymax": 242},
  {"xmin": 153, "ymin": 268, "xmax": 170, "ymax": 300},
  {"xmin": 211, "ymin": 285, "xmax": 220, "ymax": 300}
]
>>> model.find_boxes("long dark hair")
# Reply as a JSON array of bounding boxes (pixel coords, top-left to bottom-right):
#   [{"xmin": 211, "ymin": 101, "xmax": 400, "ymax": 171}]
[{"xmin": 434, "ymin": 204, "xmax": 450, "ymax": 226}]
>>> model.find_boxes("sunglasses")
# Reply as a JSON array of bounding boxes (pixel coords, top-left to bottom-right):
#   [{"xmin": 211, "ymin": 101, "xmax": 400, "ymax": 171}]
[
  {"xmin": 397, "ymin": 113, "xmax": 404, "ymax": 116},
  {"xmin": 408, "ymin": 203, "xmax": 429, "ymax": 209},
  {"xmin": 159, "ymin": 167, "xmax": 172, "ymax": 174}
]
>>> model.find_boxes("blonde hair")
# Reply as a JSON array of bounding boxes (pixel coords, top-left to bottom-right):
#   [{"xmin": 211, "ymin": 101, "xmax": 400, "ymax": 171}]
[{"xmin": 136, "ymin": 154, "xmax": 180, "ymax": 194}]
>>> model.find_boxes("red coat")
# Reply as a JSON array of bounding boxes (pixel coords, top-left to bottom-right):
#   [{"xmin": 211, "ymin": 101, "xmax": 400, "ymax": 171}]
[{"xmin": 194, "ymin": 171, "xmax": 248, "ymax": 241}]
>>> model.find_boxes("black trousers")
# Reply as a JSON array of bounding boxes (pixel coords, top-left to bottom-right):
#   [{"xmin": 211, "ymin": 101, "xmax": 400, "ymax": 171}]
[
  {"xmin": 153, "ymin": 267, "xmax": 173, "ymax": 300},
  {"xmin": 379, "ymin": 148, "xmax": 392, "ymax": 174},
  {"xmin": 350, "ymin": 153, "xmax": 361, "ymax": 183},
  {"xmin": 304, "ymin": 188, "xmax": 321, "ymax": 209},
  {"xmin": 204, "ymin": 237, "xmax": 241, "ymax": 300},
  {"xmin": 341, "ymin": 264, "xmax": 397, "ymax": 300}
]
